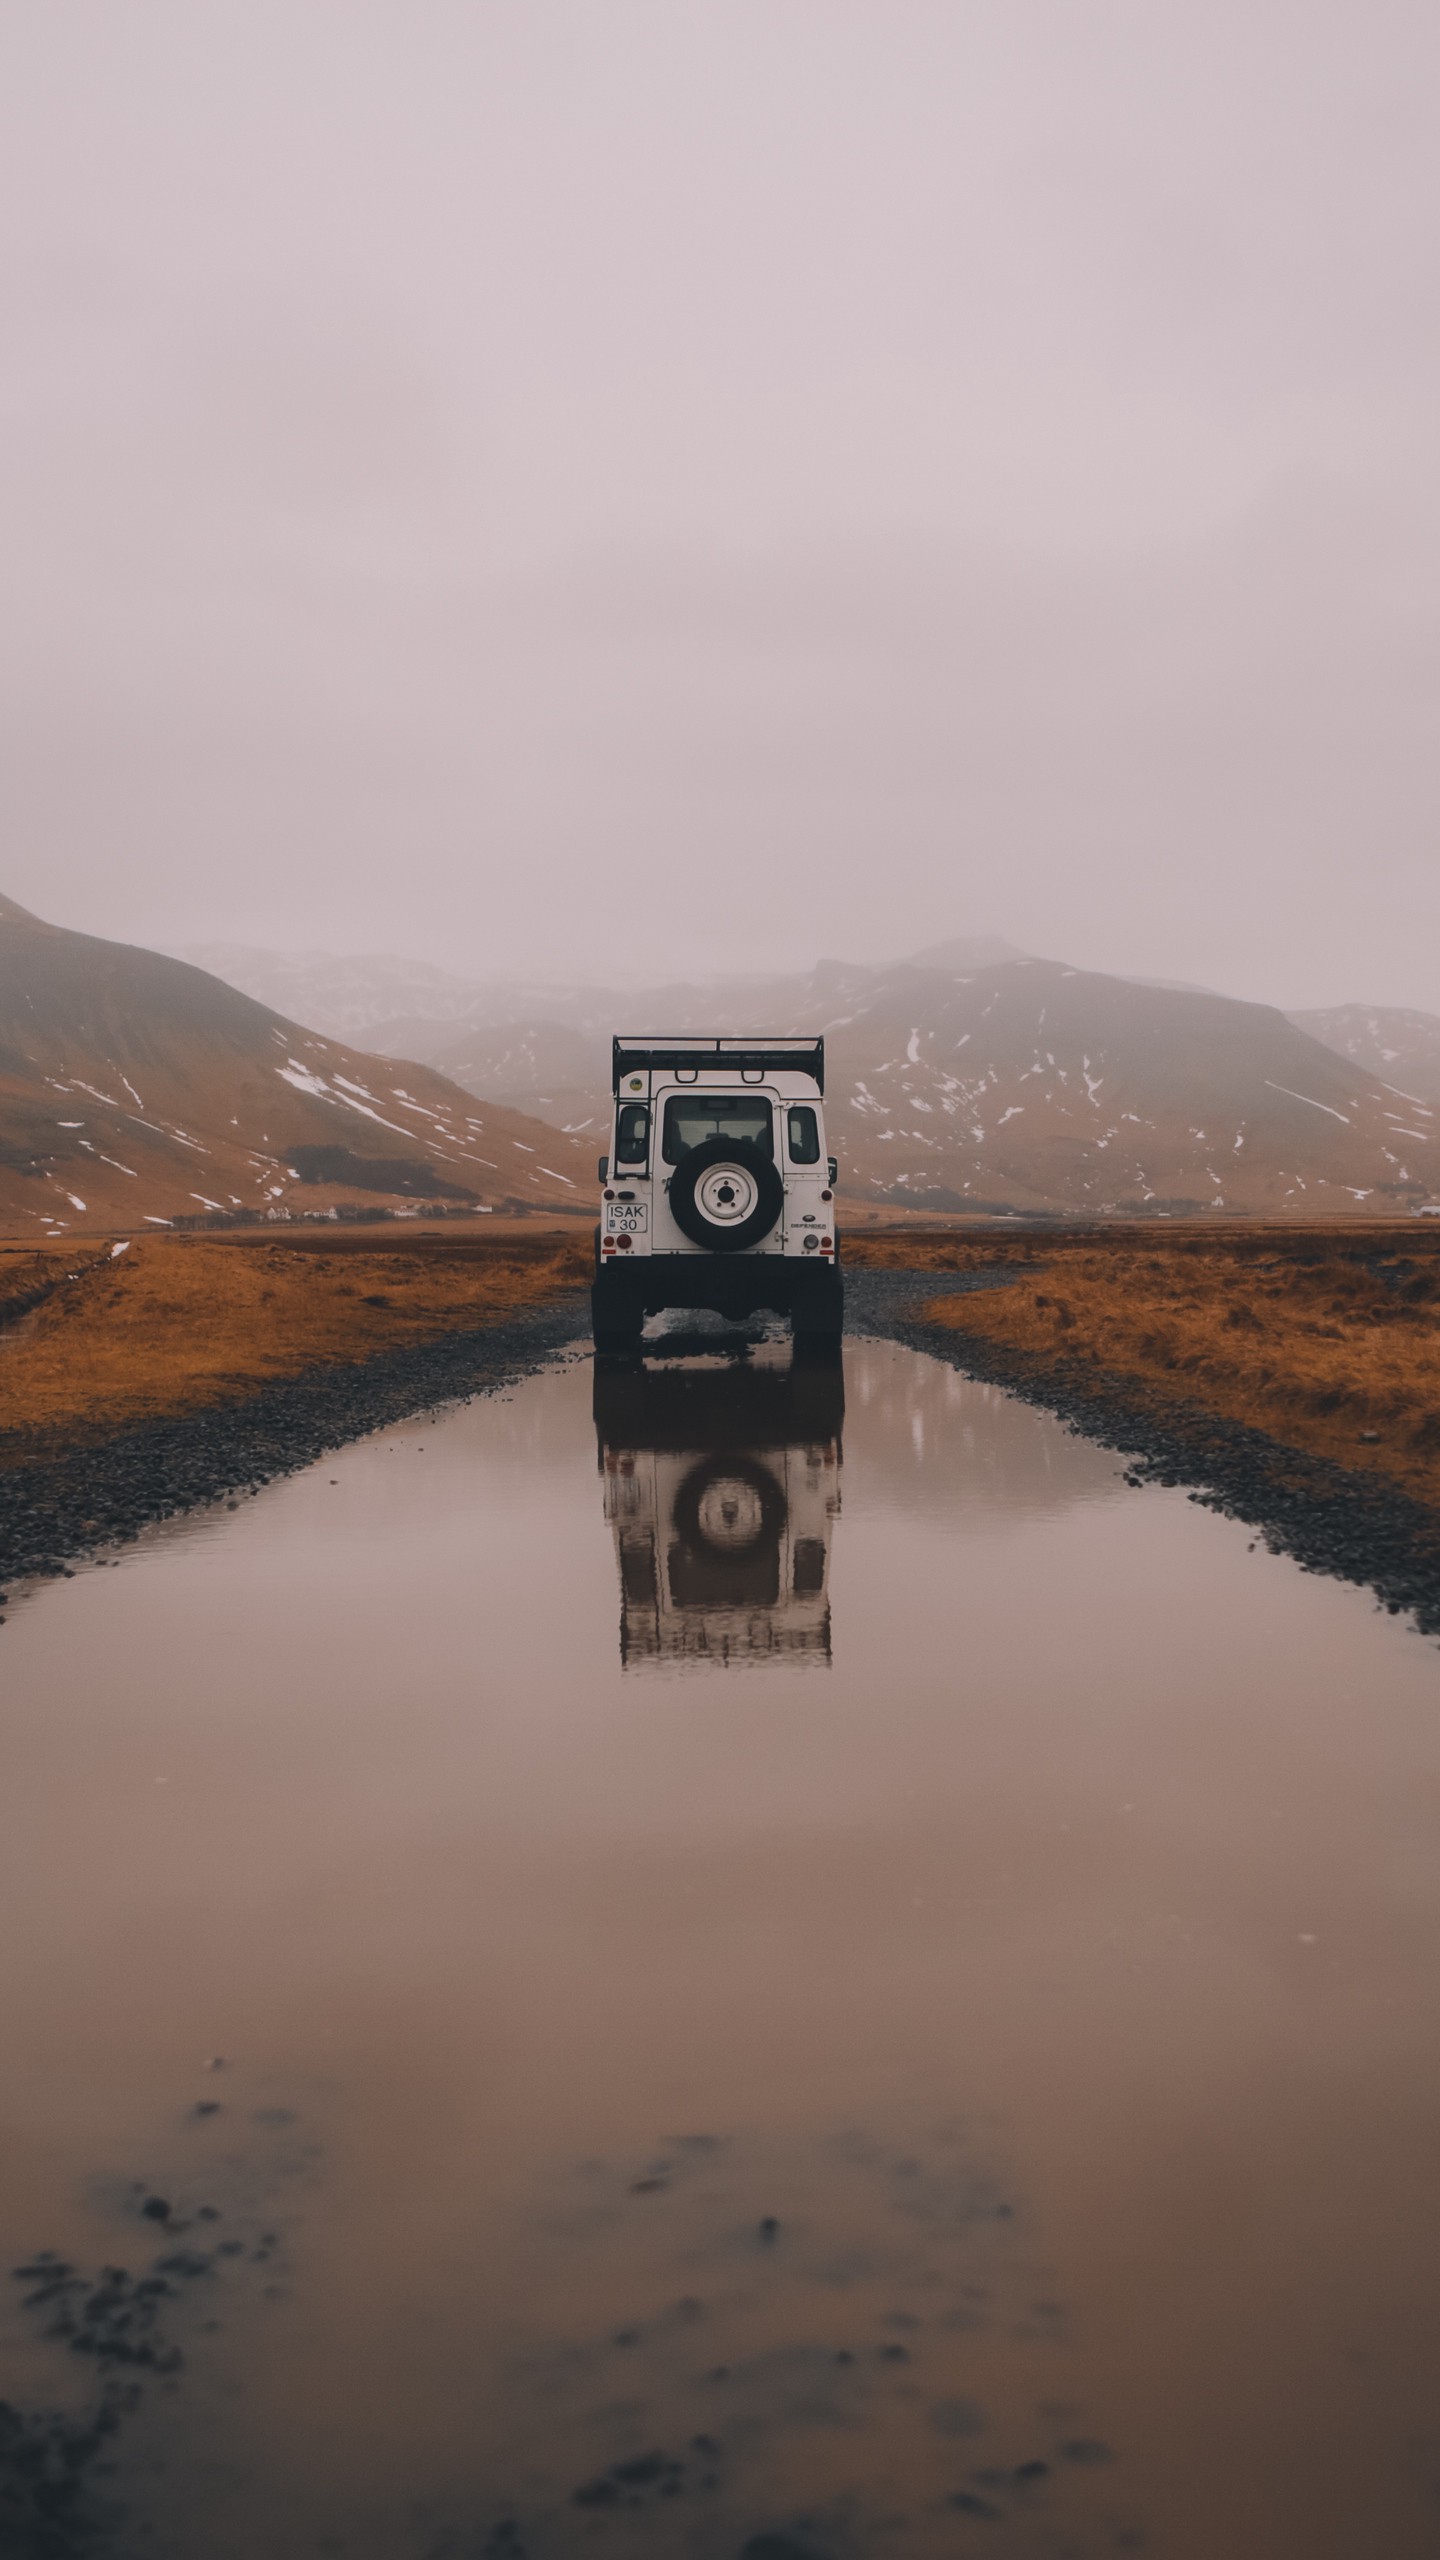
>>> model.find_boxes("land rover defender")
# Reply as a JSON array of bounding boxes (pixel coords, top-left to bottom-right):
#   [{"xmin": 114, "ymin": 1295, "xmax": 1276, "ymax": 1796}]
[{"xmin": 592, "ymin": 1035, "xmax": 842, "ymax": 1354}]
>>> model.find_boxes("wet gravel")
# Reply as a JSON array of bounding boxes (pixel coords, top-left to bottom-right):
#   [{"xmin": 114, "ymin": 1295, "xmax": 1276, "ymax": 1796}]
[
  {"xmin": 0, "ymin": 1294, "xmax": 587, "ymax": 1603},
  {"xmin": 848, "ymin": 1267, "xmax": 1440, "ymax": 1639}
]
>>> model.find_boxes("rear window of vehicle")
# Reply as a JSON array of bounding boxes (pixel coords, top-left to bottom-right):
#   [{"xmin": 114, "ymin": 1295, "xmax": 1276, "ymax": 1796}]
[
  {"xmin": 661, "ymin": 1095, "xmax": 774, "ymax": 1164},
  {"xmin": 786, "ymin": 1105, "xmax": 821, "ymax": 1164},
  {"xmin": 614, "ymin": 1102, "xmax": 650, "ymax": 1164}
]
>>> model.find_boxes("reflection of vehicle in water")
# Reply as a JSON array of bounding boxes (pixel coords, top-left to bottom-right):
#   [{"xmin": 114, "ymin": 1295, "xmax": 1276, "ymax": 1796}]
[{"xmin": 595, "ymin": 1350, "xmax": 844, "ymax": 1669}]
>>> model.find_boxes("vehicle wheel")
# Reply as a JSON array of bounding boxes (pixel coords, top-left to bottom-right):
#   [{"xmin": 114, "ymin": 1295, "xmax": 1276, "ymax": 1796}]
[
  {"xmin": 667, "ymin": 1136, "xmax": 784, "ymax": 1254},
  {"xmin": 792, "ymin": 1269, "xmax": 843, "ymax": 1360},
  {"xmin": 672, "ymin": 1454, "xmax": 785, "ymax": 1558},
  {"xmin": 592, "ymin": 1275, "xmax": 643, "ymax": 1355}
]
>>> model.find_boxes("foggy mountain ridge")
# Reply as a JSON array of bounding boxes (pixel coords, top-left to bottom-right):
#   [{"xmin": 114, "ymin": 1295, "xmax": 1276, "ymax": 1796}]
[
  {"xmin": 11, "ymin": 905, "xmax": 1437, "ymax": 1222},
  {"xmin": 0, "ymin": 898, "xmax": 590, "ymax": 1232},
  {"xmin": 381, "ymin": 956, "xmax": 1434, "ymax": 1217},
  {"xmin": 1289, "ymin": 1007, "xmax": 1440, "ymax": 1114},
  {"xmin": 176, "ymin": 938, "xmax": 1034, "ymax": 1045}
]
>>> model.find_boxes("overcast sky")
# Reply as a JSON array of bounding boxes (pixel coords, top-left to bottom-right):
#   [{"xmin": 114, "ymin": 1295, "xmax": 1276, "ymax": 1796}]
[{"xmin": 2, "ymin": 2, "xmax": 1437, "ymax": 1005}]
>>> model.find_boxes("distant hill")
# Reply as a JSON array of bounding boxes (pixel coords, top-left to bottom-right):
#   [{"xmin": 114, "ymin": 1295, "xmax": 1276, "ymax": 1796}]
[
  {"xmin": 368, "ymin": 1019, "xmax": 609, "ymax": 1135},
  {"xmin": 797, "ymin": 957, "xmax": 1437, "ymax": 1214},
  {"xmin": 364, "ymin": 953, "xmax": 1439, "ymax": 1216},
  {"xmin": 0, "ymin": 897, "xmax": 589, "ymax": 1232},
  {"xmin": 1290, "ymin": 1004, "xmax": 1440, "ymax": 1112},
  {"xmin": 181, "ymin": 932, "xmax": 1440, "ymax": 1217},
  {"xmin": 175, "ymin": 943, "xmax": 492, "ymax": 1043}
]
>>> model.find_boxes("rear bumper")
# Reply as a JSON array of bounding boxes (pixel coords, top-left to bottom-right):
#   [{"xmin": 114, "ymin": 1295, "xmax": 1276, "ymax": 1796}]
[{"xmin": 595, "ymin": 1252, "xmax": 842, "ymax": 1324}]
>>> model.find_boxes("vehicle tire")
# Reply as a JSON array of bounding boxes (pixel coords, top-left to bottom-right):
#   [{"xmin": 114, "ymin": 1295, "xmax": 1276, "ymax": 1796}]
[
  {"xmin": 672, "ymin": 1453, "xmax": 785, "ymax": 1560},
  {"xmin": 592, "ymin": 1273, "xmax": 643, "ymax": 1356},
  {"xmin": 792, "ymin": 1268, "xmax": 843, "ymax": 1361},
  {"xmin": 667, "ymin": 1136, "xmax": 784, "ymax": 1254}
]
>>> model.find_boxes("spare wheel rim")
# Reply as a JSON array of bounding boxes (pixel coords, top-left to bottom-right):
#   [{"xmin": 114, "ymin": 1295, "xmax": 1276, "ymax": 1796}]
[{"xmin": 694, "ymin": 1160, "xmax": 761, "ymax": 1227}]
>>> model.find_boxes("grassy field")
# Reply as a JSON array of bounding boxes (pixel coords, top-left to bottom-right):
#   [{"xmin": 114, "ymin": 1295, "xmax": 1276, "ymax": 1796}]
[
  {"xmin": 847, "ymin": 1223, "xmax": 1440, "ymax": 1508},
  {"xmin": 6, "ymin": 1218, "xmax": 1440, "ymax": 1515},
  {"xmin": 0, "ymin": 1222, "xmax": 590, "ymax": 1452}
]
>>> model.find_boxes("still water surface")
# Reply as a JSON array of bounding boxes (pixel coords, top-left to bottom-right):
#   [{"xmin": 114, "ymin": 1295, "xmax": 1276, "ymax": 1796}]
[{"xmin": 2, "ymin": 1336, "xmax": 1440, "ymax": 2557}]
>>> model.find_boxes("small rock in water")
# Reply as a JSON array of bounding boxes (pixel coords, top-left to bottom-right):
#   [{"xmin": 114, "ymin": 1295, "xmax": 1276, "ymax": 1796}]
[
  {"xmin": 139, "ymin": 2196, "xmax": 171, "ymax": 2224},
  {"xmin": 928, "ymin": 2396, "xmax": 984, "ymax": 2437}
]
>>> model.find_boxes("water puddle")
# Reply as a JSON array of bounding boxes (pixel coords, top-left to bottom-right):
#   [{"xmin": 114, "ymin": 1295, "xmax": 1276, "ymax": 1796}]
[{"xmin": 2, "ymin": 1336, "xmax": 1440, "ymax": 2556}]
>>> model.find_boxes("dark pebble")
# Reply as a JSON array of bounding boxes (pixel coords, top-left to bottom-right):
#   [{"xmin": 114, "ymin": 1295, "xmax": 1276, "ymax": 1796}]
[
  {"xmin": 610, "ymin": 2451, "xmax": 676, "ymax": 2486},
  {"xmin": 928, "ymin": 2397, "xmax": 984, "ymax": 2436},
  {"xmin": 139, "ymin": 2197, "xmax": 171, "ymax": 2223},
  {"xmin": 572, "ymin": 2478, "xmax": 621, "ymax": 2509}
]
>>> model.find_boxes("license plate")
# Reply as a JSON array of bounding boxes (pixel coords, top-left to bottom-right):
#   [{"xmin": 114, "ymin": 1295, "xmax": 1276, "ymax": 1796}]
[{"xmin": 608, "ymin": 1204, "xmax": 648, "ymax": 1233}]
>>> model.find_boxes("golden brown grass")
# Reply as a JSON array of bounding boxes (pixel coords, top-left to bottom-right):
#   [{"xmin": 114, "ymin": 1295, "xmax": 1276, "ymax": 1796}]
[
  {"xmin": 12, "ymin": 1215, "xmax": 1440, "ymax": 1509},
  {"xmin": 848, "ymin": 1224, "xmax": 1440, "ymax": 1508},
  {"xmin": 0, "ymin": 1225, "xmax": 589, "ymax": 1453}
]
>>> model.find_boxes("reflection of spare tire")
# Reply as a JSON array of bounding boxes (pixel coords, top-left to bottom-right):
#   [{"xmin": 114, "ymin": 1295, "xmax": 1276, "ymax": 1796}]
[
  {"xmin": 668, "ymin": 1136, "xmax": 784, "ymax": 1254},
  {"xmin": 670, "ymin": 1454, "xmax": 785, "ymax": 1607}
]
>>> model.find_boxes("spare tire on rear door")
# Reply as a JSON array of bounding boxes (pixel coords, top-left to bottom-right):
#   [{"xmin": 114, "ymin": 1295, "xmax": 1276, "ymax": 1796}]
[{"xmin": 668, "ymin": 1134, "xmax": 784, "ymax": 1253}]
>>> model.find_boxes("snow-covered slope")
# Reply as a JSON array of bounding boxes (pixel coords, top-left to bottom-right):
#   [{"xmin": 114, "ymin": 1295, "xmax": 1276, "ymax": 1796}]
[
  {"xmin": 400, "ymin": 955, "xmax": 1437, "ymax": 1216},
  {"xmin": 0, "ymin": 898, "xmax": 589, "ymax": 1232},
  {"xmin": 1290, "ymin": 1005, "xmax": 1440, "ymax": 1113},
  {"xmin": 799, "ymin": 959, "xmax": 1436, "ymax": 1214}
]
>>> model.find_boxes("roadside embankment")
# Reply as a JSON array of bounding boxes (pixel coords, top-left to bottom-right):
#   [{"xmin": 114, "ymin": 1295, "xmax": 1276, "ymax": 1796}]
[
  {"xmin": 0, "ymin": 1226, "xmax": 589, "ymax": 1593},
  {"xmin": 845, "ymin": 1224, "xmax": 1440, "ymax": 1632}
]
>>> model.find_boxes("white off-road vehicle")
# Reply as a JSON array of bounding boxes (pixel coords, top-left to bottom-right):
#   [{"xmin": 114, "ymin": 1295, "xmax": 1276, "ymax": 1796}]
[{"xmin": 592, "ymin": 1036, "xmax": 841, "ymax": 1354}]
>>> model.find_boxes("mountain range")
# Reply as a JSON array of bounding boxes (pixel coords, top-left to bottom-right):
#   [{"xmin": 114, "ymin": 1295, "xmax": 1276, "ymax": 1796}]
[
  {"xmin": 1288, "ymin": 1006, "xmax": 1440, "ymax": 1112},
  {"xmin": 8, "ymin": 908, "xmax": 1437, "ymax": 1227},
  {"xmin": 185, "ymin": 932, "xmax": 1440, "ymax": 1218},
  {"xmin": 0, "ymin": 897, "xmax": 589, "ymax": 1233}
]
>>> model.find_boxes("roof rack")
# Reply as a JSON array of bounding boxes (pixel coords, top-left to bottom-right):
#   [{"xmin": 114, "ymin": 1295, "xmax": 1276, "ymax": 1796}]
[{"xmin": 612, "ymin": 1034, "xmax": 824, "ymax": 1093}]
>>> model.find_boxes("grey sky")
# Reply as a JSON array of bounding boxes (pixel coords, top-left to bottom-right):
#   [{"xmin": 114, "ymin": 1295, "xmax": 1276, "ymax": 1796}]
[{"xmin": 2, "ymin": 1, "xmax": 1437, "ymax": 1004}]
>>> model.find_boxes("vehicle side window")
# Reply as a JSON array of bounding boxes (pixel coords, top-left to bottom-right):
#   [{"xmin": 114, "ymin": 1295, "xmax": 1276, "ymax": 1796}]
[
  {"xmin": 662, "ymin": 1097, "xmax": 774, "ymax": 1163},
  {"xmin": 786, "ymin": 1105, "xmax": 821, "ymax": 1165},
  {"xmin": 615, "ymin": 1103, "xmax": 650, "ymax": 1165}
]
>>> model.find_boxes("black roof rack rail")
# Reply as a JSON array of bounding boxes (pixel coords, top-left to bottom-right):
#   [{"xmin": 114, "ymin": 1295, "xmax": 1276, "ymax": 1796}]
[{"xmin": 612, "ymin": 1035, "xmax": 824, "ymax": 1093}]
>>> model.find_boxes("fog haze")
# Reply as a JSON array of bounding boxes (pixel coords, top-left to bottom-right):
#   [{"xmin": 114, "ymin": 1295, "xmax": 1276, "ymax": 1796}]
[{"xmin": 2, "ymin": 2, "xmax": 1437, "ymax": 1004}]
